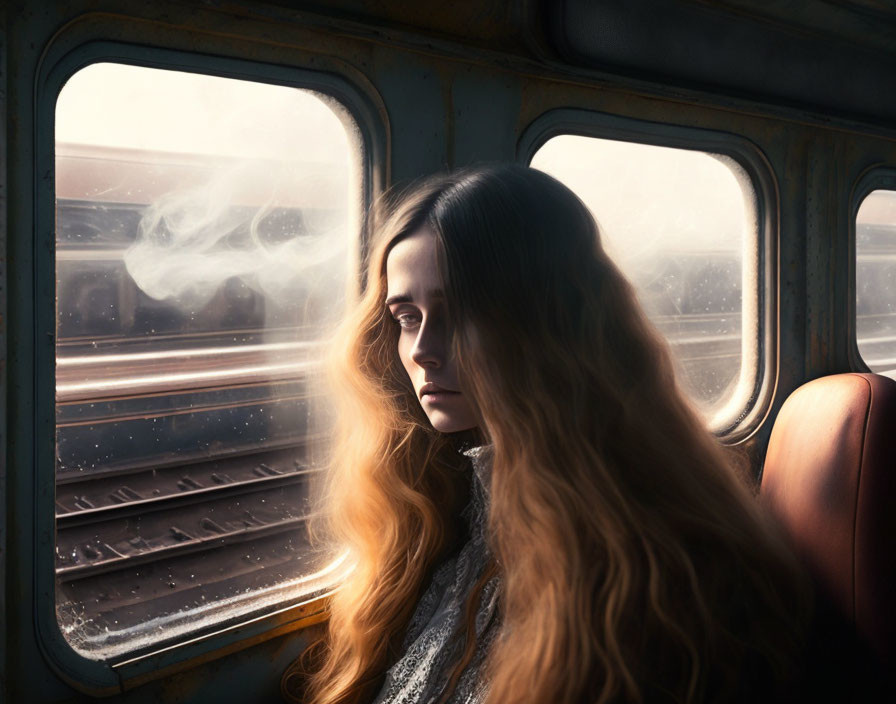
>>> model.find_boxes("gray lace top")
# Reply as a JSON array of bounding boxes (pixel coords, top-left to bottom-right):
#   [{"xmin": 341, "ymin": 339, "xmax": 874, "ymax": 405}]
[{"xmin": 371, "ymin": 447, "xmax": 501, "ymax": 704}]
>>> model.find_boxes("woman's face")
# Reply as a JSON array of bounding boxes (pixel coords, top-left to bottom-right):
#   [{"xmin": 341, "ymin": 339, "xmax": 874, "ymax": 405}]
[{"xmin": 385, "ymin": 227, "xmax": 479, "ymax": 433}]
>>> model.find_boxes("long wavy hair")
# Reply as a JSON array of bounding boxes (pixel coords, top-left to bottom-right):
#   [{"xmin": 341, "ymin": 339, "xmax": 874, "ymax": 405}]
[{"xmin": 285, "ymin": 164, "xmax": 809, "ymax": 704}]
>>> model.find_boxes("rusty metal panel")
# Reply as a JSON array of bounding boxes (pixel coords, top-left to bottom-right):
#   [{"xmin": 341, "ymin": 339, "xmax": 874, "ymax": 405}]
[
  {"xmin": 551, "ymin": 0, "xmax": 896, "ymax": 125},
  {"xmin": 260, "ymin": 0, "xmax": 536, "ymax": 52}
]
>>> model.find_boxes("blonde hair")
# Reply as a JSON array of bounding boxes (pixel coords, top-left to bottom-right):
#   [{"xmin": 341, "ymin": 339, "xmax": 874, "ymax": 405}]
[{"xmin": 285, "ymin": 165, "xmax": 809, "ymax": 704}]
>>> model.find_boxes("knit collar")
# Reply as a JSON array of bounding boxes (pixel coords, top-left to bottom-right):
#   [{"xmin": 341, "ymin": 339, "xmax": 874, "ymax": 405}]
[{"xmin": 461, "ymin": 445, "xmax": 492, "ymax": 532}]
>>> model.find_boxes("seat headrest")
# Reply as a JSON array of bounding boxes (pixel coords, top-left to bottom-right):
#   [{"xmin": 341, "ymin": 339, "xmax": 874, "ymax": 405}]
[{"xmin": 762, "ymin": 373, "xmax": 896, "ymax": 667}]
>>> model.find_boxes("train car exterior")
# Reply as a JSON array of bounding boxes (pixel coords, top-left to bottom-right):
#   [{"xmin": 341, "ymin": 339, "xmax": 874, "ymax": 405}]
[{"xmin": 3, "ymin": 1, "xmax": 896, "ymax": 702}]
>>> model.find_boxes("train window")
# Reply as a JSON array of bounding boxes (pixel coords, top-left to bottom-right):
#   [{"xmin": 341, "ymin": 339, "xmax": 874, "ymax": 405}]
[
  {"xmin": 530, "ymin": 135, "xmax": 758, "ymax": 424},
  {"xmin": 54, "ymin": 62, "xmax": 359, "ymax": 659},
  {"xmin": 856, "ymin": 189, "xmax": 896, "ymax": 374}
]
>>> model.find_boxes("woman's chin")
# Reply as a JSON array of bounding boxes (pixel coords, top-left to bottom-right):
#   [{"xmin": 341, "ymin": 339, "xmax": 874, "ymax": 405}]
[{"xmin": 427, "ymin": 412, "xmax": 478, "ymax": 435}]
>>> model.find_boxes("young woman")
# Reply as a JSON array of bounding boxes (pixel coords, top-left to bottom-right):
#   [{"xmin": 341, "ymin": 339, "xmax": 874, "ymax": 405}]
[{"xmin": 283, "ymin": 165, "xmax": 810, "ymax": 704}]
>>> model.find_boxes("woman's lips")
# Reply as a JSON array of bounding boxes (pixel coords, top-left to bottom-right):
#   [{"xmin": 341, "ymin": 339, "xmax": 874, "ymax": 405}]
[{"xmin": 420, "ymin": 382, "xmax": 461, "ymax": 401}]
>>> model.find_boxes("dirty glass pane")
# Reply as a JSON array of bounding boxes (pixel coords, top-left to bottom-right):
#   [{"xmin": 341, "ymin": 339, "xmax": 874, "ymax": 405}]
[
  {"xmin": 856, "ymin": 189, "xmax": 896, "ymax": 373},
  {"xmin": 54, "ymin": 63, "xmax": 358, "ymax": 658},
  {"xmin": 531, "ymin": 136, "xmax": 757, "ymax": 422}
]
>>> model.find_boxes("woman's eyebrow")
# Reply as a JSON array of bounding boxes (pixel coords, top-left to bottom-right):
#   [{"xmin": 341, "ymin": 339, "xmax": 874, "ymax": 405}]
[
  {"xmin": 385, "ymin": 294, "xmax": 412, "ymax": 306},
  {"xmin": 385, "ymin": 290, "xmax": 444, "ymax": 306}
]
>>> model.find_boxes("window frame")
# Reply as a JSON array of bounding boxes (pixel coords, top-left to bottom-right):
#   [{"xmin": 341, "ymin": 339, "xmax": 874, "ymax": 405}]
[
  {"xmin": 849, "ymin": 168, "xmax": 896, "ymax": 374},
  {"xmin": 35, "ymin": 40, "xmax": 384, "ymax": 694},
  {"xmin": 517, "ymin": 109, "xmax": 778, "ymax": 441}
]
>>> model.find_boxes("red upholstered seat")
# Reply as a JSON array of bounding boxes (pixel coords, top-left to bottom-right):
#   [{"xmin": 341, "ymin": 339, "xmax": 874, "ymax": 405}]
[{"xmin": 761, "ymin": 372, "xmax": 896, "ymax": 670}]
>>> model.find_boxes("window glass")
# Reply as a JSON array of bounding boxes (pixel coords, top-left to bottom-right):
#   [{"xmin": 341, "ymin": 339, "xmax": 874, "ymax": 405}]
[
  {"xmin": 55, "ymin": 63, "xmax": 357, "ymax": 658},
  {"xmin": 531, "ymin": 135, "xmax": 757, "ymax": 421},
  {"xmin": 856, "ymin": 189, "xmax": 896, "ymax": 373}
]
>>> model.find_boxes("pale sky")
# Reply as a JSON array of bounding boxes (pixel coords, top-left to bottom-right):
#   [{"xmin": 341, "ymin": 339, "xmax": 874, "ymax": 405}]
[
  {"xmin": 56, "ymin": 62, "xmax": 353, "ymax": 163},
  {"xmin": 531, "ymin": 135, "xmax": 752, "ymax": 259},
  {"xmin": 858, "ymin": 189, "xmax": 896, "ymax": 226}
]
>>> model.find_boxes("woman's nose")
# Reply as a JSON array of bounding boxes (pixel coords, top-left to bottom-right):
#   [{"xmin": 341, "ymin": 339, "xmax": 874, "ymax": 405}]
[{"xmin": 410, "ymin": 318, "xmax": 445, "ymax": 368}]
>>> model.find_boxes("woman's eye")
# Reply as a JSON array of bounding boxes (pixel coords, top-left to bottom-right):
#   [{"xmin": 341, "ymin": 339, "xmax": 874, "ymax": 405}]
[{"xmin": 392, "ymin": 312, "xmax": 421, "ymax": 329}]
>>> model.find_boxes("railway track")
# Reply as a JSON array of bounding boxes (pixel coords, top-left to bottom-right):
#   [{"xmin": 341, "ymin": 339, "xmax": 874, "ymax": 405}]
[
  {"xmin": 54, "ymin": 446, "xmax": 324, "ymax": 655},
  {"xmin": 56, "ymin": 447, "xmax": 316, "ymax": 573}
]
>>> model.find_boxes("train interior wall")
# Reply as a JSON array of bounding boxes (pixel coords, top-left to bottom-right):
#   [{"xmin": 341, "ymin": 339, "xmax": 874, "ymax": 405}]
[{"xmin": 4, "ymin": 1, "xmax": 896, "ymax": 701}]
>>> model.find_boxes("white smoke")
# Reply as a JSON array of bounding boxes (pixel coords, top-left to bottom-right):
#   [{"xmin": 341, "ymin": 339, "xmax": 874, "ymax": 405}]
[{"xmin": 124, "ymin": 161, "xmax": 349, "ymax": 322}]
